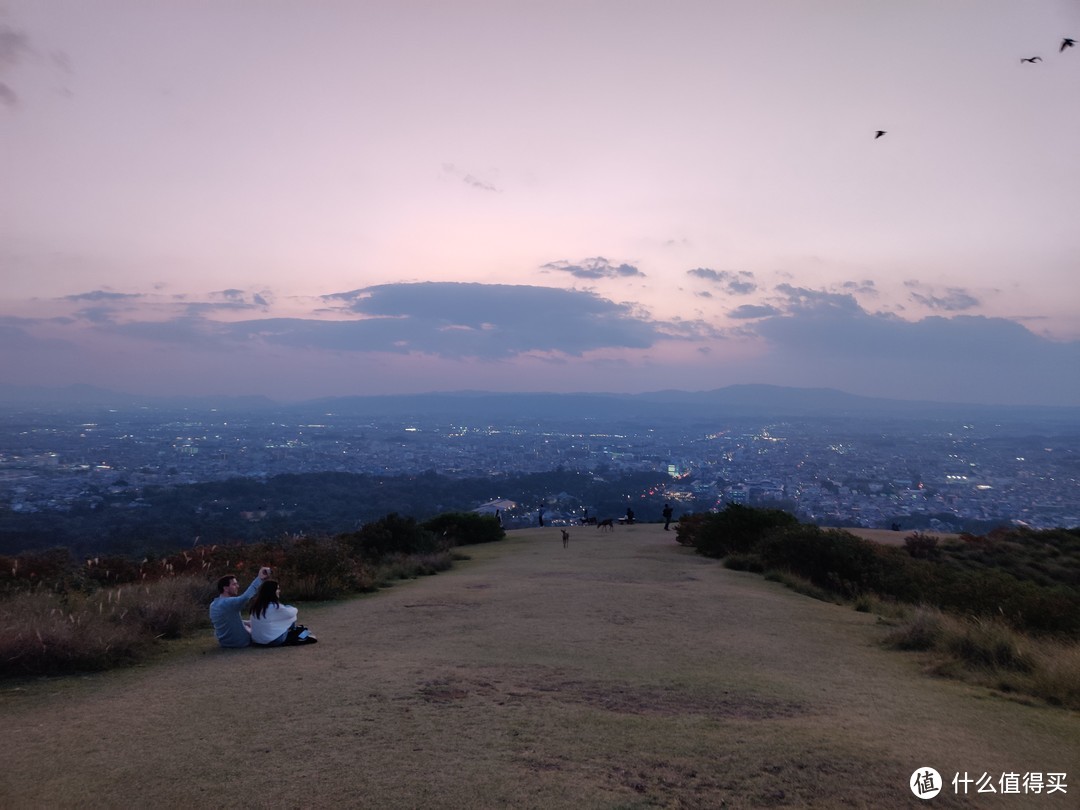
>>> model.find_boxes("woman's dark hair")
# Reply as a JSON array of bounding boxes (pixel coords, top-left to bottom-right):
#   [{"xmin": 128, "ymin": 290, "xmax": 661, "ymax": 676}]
[{"xmin": 250, "ymin": 580, "xmax": 281, "ymax": 620}]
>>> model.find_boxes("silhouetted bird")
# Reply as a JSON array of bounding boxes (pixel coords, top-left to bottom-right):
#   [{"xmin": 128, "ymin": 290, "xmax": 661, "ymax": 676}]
[
  {"xmin": 874, "ymin": 130, "xmax": 886, "ymax": 139},
  {"xmin": 1062, "ymin": 38, "xmax": 1075, "ymax": 51},
  {"xmin": 1020, "ymin": 56, "xmax": 1042, "ymax": 63}
]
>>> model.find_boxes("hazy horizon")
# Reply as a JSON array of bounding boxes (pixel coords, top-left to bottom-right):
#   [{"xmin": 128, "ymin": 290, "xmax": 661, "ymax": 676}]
[
  {"xmin": 2, "ymin": 2, "xmax": 1078, "ymax": 407},
  {"xmin": 4, "ymin": 380, "xmax": 1079, "ymax": 416}
]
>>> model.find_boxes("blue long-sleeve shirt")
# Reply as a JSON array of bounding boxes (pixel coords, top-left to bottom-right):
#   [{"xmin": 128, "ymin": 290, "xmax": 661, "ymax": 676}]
[{"xmin": 209, "ymin": 576, "xmax": 261, "ymax": 648}]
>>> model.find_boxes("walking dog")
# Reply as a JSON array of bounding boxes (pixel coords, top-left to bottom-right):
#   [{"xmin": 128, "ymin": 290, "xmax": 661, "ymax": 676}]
[{"xmin": 596, "ymin": 518, "xmax": 614, "ymax": 532}]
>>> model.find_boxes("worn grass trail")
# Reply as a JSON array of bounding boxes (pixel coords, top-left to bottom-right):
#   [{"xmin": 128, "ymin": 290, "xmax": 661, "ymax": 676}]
[{"xmin": 1, "ymin": 525, "xmax": 1076, "ymax": 808}]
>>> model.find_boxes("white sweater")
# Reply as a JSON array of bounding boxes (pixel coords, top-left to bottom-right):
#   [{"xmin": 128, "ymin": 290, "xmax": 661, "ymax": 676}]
[{"xmin": 250, "ymin": 602, "xmax": 299, "ymax": 645}]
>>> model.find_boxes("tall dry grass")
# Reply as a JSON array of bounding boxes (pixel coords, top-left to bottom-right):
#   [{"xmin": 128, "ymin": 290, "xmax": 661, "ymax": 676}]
[
  {"xmin": 371, "ymin": 551, "xmax": 453, "ymax": 585},
  {"xmin": 881, "ymin": 606, "xmax": 1080, "ymax": 709},
  {"xmin": 0, "ymin": 576, "xmax": 210, "ymax": 677},
  {"xmin": 1, "ymin": 550, "xmax": 457, "ymax": 678}
]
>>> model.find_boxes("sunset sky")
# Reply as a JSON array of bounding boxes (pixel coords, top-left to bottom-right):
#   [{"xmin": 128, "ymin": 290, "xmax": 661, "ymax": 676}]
[{"xmin": 2, "ymin": 1, "xmax": 1078, "ymax": 406}]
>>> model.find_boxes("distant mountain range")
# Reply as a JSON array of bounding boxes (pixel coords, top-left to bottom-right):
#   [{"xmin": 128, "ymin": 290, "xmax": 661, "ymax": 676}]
[{"xmin": 1, "ymin": 382, "xmax": 1076, "ymax": 423}]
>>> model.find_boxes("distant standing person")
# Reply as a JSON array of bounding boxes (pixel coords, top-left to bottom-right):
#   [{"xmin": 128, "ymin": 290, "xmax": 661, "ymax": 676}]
[
  {"xmin": 538, "ymin": 503, "xmax": 545, "ymax": 527},
  {"xmin": 210, "ymin": 566, "xmax": 272, "ymax": 648},
  {"xmin": 249, "ymin": 580, "xmax": 317, "ymax": 646},
  {"xmin": 663, "ymin": 503, "xmax": 674, "ymax": 531},
  {"xmin": 625, "ymin": 507, "xmax": 635, "ymax": 525}
]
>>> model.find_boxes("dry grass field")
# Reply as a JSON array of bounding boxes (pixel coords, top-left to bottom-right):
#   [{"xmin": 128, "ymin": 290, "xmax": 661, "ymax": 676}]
[
  {"xmin": 1, "ymin": 524, "xmax": 1076, "ymax": 809},
  {"xmin": 839, "ymin": 527, "xmax": 960, "ymax": 547}
]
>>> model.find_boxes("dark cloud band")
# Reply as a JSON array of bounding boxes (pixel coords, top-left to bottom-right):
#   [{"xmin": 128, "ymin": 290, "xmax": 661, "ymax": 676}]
[{"xmin": 248, "ymin": 282, "xmax": 664, "ymax": 357}]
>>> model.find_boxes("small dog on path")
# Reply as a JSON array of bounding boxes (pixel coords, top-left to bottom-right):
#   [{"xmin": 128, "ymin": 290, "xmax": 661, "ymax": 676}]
[
  {"xmin": 561, "ymin": 529, "xmax": 569, "ymax": 548},
  {"xmin": 596, "ymin": 518, "xmax": 614, "ymax": 532}
]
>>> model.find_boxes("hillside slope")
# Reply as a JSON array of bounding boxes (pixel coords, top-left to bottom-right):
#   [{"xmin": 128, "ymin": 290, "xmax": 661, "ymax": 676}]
[{"xmin": 1, "ymin": 524, "xmax": 1075, "ymax": 808}]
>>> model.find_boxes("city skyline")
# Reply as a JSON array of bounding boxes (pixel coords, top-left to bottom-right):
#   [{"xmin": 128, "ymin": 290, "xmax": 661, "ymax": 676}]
[
  {"xmin": 2, "ymin": 1, "xmax": 1079, "ymax": 406},
  {"xmin": 3, "ymin": 398, "xmax": 1076, "ymax": 539}
]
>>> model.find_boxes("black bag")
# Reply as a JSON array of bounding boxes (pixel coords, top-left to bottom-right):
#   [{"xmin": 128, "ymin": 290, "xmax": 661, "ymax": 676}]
[{"xmin": 284, "ymin": 624, "xmax": 317, "ymax": 645}]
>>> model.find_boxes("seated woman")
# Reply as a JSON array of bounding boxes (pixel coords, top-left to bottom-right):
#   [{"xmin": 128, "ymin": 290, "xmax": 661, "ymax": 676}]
[{"xmin": 249, "ymin": 580, "xmax": 317, "ymax": 646}]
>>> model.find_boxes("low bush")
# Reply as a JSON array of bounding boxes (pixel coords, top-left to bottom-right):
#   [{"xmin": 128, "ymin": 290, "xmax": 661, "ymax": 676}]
[
  {"xmin": 339, "ymin": 513, "xmax": 441, "ymax": 561},
  {"xmin": 0, "ymin": 548, "xmax": 83, "ymax": 595},
  {"xmin": 677, "ymin": 504, "xmax": 798, "ymax": 558},
  {"xmin": 904, "ymin": 532, "xmax": 940, "ymax": 560},
  {"xmin": 758, "ymin": 525, "xmax": 887, "ymax": 598},
  {"xmin": 268, "ymin": 535, "xmax": 364, "ymax": 600},
  {"xmin": 722, "ymin": 554, "xmax": 764, "ymax": 573},
  {"xmin": 933, "ymin": 568, "xmax": 1080, "ymax": 637},
  {"xmin": 423, "ymin": 512, "xmax": 504, "ymax": 546},
  {"xmin": 678, "ymin": 508, "xmax": 1080, "ymax": 638}
]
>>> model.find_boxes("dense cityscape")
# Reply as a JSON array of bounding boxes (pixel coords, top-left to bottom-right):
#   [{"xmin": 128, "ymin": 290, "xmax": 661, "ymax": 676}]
[{"xmin": 2, "ymin": 394, "xmax": 1077, "ymax": 540}]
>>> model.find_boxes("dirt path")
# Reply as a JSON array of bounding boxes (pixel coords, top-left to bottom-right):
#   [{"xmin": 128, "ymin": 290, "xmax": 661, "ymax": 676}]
[{"xmin": 1, "ymin": 525, "xmax": 1076, "ymax": 808}]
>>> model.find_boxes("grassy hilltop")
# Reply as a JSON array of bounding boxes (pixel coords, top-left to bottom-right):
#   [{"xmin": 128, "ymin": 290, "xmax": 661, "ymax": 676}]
[{"xmin": 1, "ymin": 521, "xmax": 1078, "ymax": 808}]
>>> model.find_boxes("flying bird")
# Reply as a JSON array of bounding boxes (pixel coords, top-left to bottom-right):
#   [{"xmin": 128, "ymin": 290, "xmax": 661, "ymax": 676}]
[
  {"xmin": 874, "ymin": 130, "xmax": 887, "ymax": 139},
  {"xmin": 1063, "ymin": 38, "xmax": 1075, "ymax": 51},
  {"xmin": 1020, "ymin": 56, "xmax": 1042, "ymax": 63}
]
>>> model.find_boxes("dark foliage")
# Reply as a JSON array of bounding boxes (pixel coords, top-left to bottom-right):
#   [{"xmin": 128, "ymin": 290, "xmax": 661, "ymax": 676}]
[
  {"xmin": 942, "ymin": 526, "xmax": 1080, "ymax": 589},
  {"xmin": 422, "ymin": 512, "xmax": 505, "ymax": 546},
  {"xmin": 0, "ymin": 469, "xmax": 670, "ymax": 557},
  {"xmin": 0, "ymin": 547, "xmax": 82, "ymax": 595},
  {"xmin": 339, "ymin": 513, "xmax": 441, "ymax": 562},
  {"xmin": 758, "ymin": 525, "xmax": 888, "ymax": 598},
  {"xmin": 904, "ymin": 532, "xmax": 940, "ymax": 560},
  {"xmin": 676, "ymin": 505, "xmax": 1080, "ymax": 637},
  {"xmin": 256, "ymin": 535, "xmax": 364, "ymax": 599},
  {"xmin": 675, "ymin": 503, "xmax": 798, "ymax": 558}
]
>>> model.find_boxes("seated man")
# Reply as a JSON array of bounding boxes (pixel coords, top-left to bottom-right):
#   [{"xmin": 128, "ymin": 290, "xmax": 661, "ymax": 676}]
[{"xmin": 210, "ymin": 566, "xmax": 272, "ymax": 648}]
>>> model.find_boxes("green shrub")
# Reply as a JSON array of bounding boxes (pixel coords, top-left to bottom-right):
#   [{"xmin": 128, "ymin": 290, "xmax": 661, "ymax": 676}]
[
  {"xmin": 758, "ymin": 525, "xmax": 885, "ymax": 598},
  {"xmin": 677, "ymin": 504, "xmax": 798, "ymax": 558},
  {"xmin": 270, "ymin": 535, "xmax": 363, "ymax": 600},
  {"xmin": 722, "ymin": 554, "xmax": 764, "ymax": 573},
  {"xmin": 339, "ymin": 513, "xmax": 440, "ymax": 561},
  {"xmin": 0, "ymin": 548, "xmax": 82, "ymax": 595},
  {"xmin": 753, "ymin": 524, "xmax": 1080, "ymax": 636},
  {"xmin": 423, "ymin": 512, "xmax": 505, "ymax": 546},
  {"xmin": 673, "ymin": 513, "xmax": 705, "ymax": 547},
  {"xmin": 904, "ymin": 532, "xmax": 940, "ymax": 560}
]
